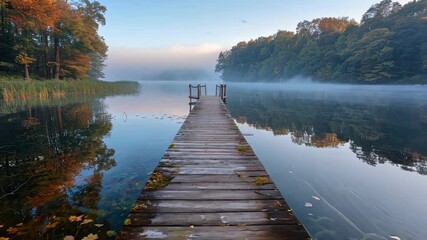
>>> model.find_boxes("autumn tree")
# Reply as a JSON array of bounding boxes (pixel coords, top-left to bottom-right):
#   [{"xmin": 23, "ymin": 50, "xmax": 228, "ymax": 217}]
[{"xmin": 0, "ymin": 0, "xmax": 108, "ymax": 80}]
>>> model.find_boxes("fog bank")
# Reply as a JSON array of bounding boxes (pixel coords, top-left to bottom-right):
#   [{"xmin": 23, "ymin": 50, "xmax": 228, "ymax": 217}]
[{"xmin": 104, "ymin": 44, "xmax": 223, "ymax": 81}]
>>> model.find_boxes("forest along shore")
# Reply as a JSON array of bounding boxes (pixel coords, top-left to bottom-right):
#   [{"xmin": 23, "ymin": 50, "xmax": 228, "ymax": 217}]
[{"xmin": 215, "ymin": 0, "xmax": 427, "ymax": 84}]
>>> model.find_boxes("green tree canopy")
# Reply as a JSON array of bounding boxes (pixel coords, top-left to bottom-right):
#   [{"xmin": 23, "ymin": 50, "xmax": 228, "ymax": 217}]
[{"xmin": 216, "ymin": 0, "xmax": 427, "ymax": 83}]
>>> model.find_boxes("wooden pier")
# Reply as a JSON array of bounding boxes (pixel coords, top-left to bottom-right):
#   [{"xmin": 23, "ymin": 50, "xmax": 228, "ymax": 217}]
[{"xmin": 119, "ymin": 96, "xmax": 310, "ymax": 239}]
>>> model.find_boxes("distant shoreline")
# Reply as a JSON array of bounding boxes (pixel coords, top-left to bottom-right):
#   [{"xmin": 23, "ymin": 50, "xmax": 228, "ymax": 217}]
[{"xmin": 222, "ymin": 76, "xmax": 427, "ymax": 85}]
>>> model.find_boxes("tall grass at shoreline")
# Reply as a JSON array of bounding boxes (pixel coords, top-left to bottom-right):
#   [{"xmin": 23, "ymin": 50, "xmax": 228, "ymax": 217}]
[{"xmin": 0, "ymin": 79, "xmax": 140, "ymax": 101}]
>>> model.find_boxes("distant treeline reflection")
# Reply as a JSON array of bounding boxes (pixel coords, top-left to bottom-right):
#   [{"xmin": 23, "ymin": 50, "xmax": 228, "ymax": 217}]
[{"xmin": 227, "ymin": 86, "xmax": 427, "ymax": 175}]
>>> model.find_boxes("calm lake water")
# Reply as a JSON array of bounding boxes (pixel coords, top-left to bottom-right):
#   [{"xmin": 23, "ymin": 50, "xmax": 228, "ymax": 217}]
[{"xmin": 1, "ymin": 81, "xmax": 426, "ymax": 240}]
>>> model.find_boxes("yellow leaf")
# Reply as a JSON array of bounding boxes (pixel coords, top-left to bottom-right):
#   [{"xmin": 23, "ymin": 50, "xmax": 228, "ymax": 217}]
[
  {"xmin": 94, "ymin": 224, "xmax": 103, "ymax": 228},
  {"xmin": 81, "ymin": 219, "xmax": 93, "ymax": 225},
  {"xmin": 82, "ymin": 233, "xmax": 98, "ymax": 240},
  {"xmin": 123, "ymin": 218, "xmax": 131, "ymax": 225},
  {"xmin": 0, "ymin": 237, "xmax": 10, "ymax": 240},
  {"xmin": 15, "ymin": 223, "xmax": 24, "ymax": 227},
  {"xmin": 64, "ymin": 236, "xmax": 75, "ymax": 240}
]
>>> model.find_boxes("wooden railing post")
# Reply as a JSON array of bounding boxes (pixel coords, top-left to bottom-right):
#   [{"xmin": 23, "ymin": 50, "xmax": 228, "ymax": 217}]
[{"xmin": 215, "ymin": 84, "xmax": 227, "ymax": 103}]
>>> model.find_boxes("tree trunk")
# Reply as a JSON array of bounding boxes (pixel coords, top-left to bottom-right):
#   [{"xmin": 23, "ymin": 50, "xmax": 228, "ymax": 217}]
[
  {"xmin": 1, "ymin": 1, "xmax": 5, "ymax": 36},
  {"xmin": 54, "ymin": 36, "xmax": 60, "ymax": 80},
  {"xmin": 42, "ymin": 31, "xmax": 49, "ymax": 78},
  {"xmin": 24, "ymin": 64, "xmax": 30, "ymax": 81}
]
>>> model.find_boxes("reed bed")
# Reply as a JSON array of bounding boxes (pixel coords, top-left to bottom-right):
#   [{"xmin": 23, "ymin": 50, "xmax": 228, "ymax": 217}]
[{"xmin": 0, "ymin": 79, "xmax": 140, "ymax": 102}]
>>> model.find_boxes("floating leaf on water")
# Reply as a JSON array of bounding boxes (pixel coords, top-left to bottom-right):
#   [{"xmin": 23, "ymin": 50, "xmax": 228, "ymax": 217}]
[
  {"xmin": 106, "ymin": 230, "xmax": 117, "ymax": 237},
  {"xmin": 46, "ymin": 222, "xmax": 60, "ymax": 229},
  {"xmin": 312, "ymin": 196, "xmax": 320, "ymax": 201},
  {"xmin": 69, "ymin": 215, "xmax": 83, "ymax": 222},
  {"xmin": 15, "ymin": 223, "xmax": 23, "ymax": 227},
  {"xmin": 6, "ymin": 227, "xmax": 18, "ymax": 234},
  {"xmin": 81, "ymin": 219, "xmax": 93, "ymax": 225},
  {"xmin": 64, "ymin": 236, "xmax": 75, "ymax": 240},
  {"xmin": 305, "ymin": 202, "xmax": 313, "ymax": 208},
  {"xmin": 94, "ymin": 224, "xmax": 104, "ymax": 228},
  {"xmin": 124, "ymin": 218, "xmax": 132, "ymax": 225},
  {"xmin": 82, "ymin": 233, "xmax": 98, "ymax": 240}
]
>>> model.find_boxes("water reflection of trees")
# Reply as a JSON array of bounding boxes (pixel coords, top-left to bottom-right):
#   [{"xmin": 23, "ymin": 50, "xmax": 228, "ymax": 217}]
[
  {"xmin": 228, "ymin": 88, "xmax": 427, "ymax": 175},
  {"xmin": 0, "ymin": 100, "xmax": 116, "ymax": 239}
]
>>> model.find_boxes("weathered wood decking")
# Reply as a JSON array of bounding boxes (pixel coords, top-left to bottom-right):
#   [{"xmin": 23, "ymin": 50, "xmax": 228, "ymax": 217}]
[{"xmin": 119, "ymin": 96, "xmax": 310, "ymax": 239}]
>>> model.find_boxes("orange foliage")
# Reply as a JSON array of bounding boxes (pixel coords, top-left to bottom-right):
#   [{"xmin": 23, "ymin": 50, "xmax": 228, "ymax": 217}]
[
  {"xmin": 7, "ymin": 0, "xmax": 68, "ymax": 30},
  {"xmin": 62, "ymin": 51, "xmax": 91, "ymax": 79},
  {"xmin": 318, "ymin": 17, "xmax": 357, "ymax": 33}
]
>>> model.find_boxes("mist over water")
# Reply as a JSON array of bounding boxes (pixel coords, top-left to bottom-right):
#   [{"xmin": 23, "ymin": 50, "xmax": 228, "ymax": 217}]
[
  {"xmin": 226, "ymin": 82, "xmax": 427, "ymax": 240},
  {"xmin": 104, "ymin": 46, "xmax": 222, "ymax": 81},
  {"xmin": 228, "ymin": 80, "xmax": 427, "ymax": 101}
]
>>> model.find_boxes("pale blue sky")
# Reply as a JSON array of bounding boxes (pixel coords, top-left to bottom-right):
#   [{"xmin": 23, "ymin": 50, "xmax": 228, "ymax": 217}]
[{"xmin": 97, "ymin": 0, "xmax": 412, "ymax": 80}]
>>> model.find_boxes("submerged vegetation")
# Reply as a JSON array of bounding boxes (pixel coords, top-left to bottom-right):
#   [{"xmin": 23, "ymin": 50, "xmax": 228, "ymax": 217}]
[
  {"xmin": 216, "ymin": 0, "xmax": 427, "ymax": 83},
  {"xmin": 0, "ymin": 78, "xmax": 140, "ymax": 101}
]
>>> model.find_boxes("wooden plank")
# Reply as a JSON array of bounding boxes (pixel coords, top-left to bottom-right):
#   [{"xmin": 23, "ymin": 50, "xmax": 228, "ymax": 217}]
[
  {"xmin": 171, "ymin": 174, "xmax": 255, "ymax": 183},
  {"xmin": 161, "ymin": 182, "xmax": 277, "ymax": 190},
  {"xmin": 139, "ymin": 190, "xmax": 283, "ymax": 200},
  {"xmin": 130, "ymin": 199, "xmax": 288, "ymax": 213},
  {"xmin": 159, "ymin": 159, "xmax": 263, "ymax": 166},
  {"xmin": 155, "ymin": 167, "xmax": 265, "ymax": 175},
  {"xmin": 119, "ymin": 96, "xmax": 310, "ymax": 239},
  {"xmin": 127, "ymin": 211, "xmax": 299, "ymax": 226},
  {"xmin": 163, "ymin": 156, "xmax": 258, "ymax": 160},
  {"xmin": 119, "ymin": 226, "xmax": 310, "ymax": 240}
]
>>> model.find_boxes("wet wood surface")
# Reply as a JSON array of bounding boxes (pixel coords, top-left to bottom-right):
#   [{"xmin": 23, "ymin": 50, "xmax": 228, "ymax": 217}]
[{"xmin": 119, "ymin": 96, "xmax": 310, "ymax": 239}]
